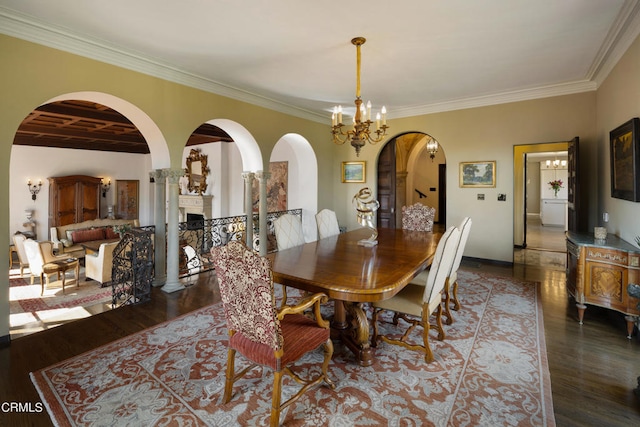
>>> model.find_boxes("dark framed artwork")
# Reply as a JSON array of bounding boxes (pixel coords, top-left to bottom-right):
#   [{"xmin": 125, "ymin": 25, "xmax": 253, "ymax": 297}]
[
  {"xmin": 610, "ymin": 118, "xmax": 640, "ymax": 202},
  {"xmin": 116, "ymin": 180, "xmax": 139, "ymax": 219}
]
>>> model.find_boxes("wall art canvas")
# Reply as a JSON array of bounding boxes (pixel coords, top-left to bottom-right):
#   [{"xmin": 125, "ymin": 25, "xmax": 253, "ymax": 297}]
[{"xmin": 252, "ymin": 161, "xmax": 288, "ymax": 212}]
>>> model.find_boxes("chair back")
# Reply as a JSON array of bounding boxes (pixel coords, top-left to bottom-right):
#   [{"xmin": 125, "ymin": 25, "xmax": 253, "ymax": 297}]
[
  {"xmin": 212, "ymin": 241, "xmax": 283, "ymax": 351},
  {"xmin": 316, "ymin": 209, "xmax": 340, "ymax": 239},
  {"xmin": 402, "ymin": 203, "xmax": 436, "ymax": 232},
  {"xmin": 274, "ymin": 213, "xmax": 305, "ymax": 250},
  {"xmin": 422, "ymin": 226, "xmax": 460, "ymax": 303},
  {"xmin": 13, "ymin": 234, "xmax": 29, "ymax": 265},
  {"xmin": 448, "ymin": 217, "xmax": 472, "ymax": 282},
  {"xmin": 23, "ymin": 239, "xmax": 45, "ymax": 275}
]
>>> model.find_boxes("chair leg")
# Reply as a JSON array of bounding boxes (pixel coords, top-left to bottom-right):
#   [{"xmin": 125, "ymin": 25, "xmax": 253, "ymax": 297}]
[
  {"xmin": 451, "ymin": 280, "xmax": 461, "ymax": 311},
  {"xmin": 434, "ymin": 305, "xmax": 446, "ymax": 341},
  {"xmin": 322, "ymin": 339, "xmax": 336, "ymax": 389},
  {"xmin": 443, "ymin": 280, "xmax": 454, "ymax": 325},
  {"xmin": 223, "ymin": 348, "xmax": 236, "ymax": 404},
  {"xmin": 421, "ymin": 314, "xmax": 434, "ymax": 363},
  {"xmin": 270, "ymin": 370, "xmax": 284, "ymax": 427},
  {"xmin": 40, "ymin": 273, "xmax": 46, "ymax": 295}
]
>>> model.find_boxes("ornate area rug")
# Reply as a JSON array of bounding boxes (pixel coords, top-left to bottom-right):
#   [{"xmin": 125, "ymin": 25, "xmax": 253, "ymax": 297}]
[
  {"xmin": 10, "ymin": 268, "xmax": 112, "ymax": 333},
  {"xmin": 31, "ymin": 270, "xmax": 555, "ymax": 426}
]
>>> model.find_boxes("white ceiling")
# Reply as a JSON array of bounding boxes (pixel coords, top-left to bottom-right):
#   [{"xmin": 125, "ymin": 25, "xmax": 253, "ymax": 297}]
[{"xmin": 2, "ymin": 0, "xmax": 640, "ymax": 124}]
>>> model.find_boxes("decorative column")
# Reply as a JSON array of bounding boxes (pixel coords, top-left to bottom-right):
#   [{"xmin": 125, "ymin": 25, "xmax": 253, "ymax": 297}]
[
  {"xmin": 241, "ymin": 172, "xmax": 255, "ymax": 250},
  {"xmin": 256, "ymin": 171, "xmax": 270, "ymax": 256},
  {"xmin": 149, "ymin": 169, "xmax": 167, "ymax": 287},
  {"xmin": 162, "ymin": 169, "xmax": 186, "ymax": 294}
]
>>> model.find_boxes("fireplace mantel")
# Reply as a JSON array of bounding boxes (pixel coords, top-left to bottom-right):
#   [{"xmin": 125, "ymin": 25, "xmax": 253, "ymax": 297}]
[{"xmin": 178, "ymin": 195, "xmax": 213, "ymax": 221}]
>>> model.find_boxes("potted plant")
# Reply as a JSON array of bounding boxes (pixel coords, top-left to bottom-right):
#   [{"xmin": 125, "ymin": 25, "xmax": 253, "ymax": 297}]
[{"xmin": 548, "ymin": 179, "xmax": 564, "ymax": 197}]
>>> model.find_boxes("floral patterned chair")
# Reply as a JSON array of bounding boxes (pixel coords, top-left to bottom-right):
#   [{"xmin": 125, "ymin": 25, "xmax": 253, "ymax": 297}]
[
  {"xmin": 401, "ymin": 203, "xmax": 436, "ymax": 232},
  {"xmin": 371, "ymin": 226, "xmax": 460, "ymax": 363},
  {"xmin": 211, "ymin": 241, "xmax": 335, "ymax": 426}
]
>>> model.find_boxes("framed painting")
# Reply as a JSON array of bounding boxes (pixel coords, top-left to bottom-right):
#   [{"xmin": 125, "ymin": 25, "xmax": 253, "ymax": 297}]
[
  {"xmin": 115, "ymin": 180, "xmax": 139, "ymax": 220},
  {"xmin": 610, "ymin": 118, "xmax": 640, "ymax": 202},
  {"xmin": 252, "ymin": 161, "xmax": 288, "ymax": 212},
  {"xmin": 459, "ymin": 161, "xmax": 496, "ymax": 188},
  {"xmin": 342, "ymin": 161, "xmax": 366, "ymax": 183}
]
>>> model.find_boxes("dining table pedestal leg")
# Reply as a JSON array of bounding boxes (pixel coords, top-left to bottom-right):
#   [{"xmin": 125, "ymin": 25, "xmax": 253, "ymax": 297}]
[{"xmin": 331, "ymin": 300, "xmax": 373, "ymax": 366}]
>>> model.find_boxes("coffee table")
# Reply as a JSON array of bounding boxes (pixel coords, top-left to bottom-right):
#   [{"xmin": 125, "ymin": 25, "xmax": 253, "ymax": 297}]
[{"xmin": 41, "ymin": 257, "xmax": 80, "ymax": 295}]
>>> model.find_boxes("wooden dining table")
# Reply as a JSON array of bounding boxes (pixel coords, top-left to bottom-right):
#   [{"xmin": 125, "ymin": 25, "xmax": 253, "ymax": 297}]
[{"xmin": 267, "ymin": 227, "xmax": 441, "ymax": 366}]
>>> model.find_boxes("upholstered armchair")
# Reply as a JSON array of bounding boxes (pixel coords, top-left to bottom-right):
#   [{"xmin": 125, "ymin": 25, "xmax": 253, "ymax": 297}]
[
  {"xmin": 23, "ymin": 239, "xmax": 75, "ymax": 294},
  {"xmin": 85, "ymin": 241, "xmax": 119, "ymax": 285},
  {"xmin": 401, "ymin": 203, "xmax": 436, "ymax": 232},
  {"xmin": 316, "ymin": 209, "xmax": 340, "ymax": 239},
  {"xmin": 211, "ymin": 241, "xmax": 335, "ymax": 426},
  {"xmin": 372, "ymin": 226, "xmax": 460, "ymax": 363},
  {"xmin": 12, "ymin": 233, "xmax": 30, "ymax": 278}
]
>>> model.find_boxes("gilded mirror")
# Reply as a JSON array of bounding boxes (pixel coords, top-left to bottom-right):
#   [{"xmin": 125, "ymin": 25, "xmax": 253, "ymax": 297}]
[{"xmin": 185, "ymin": 148, "xmax": 209, "ymax": 195}]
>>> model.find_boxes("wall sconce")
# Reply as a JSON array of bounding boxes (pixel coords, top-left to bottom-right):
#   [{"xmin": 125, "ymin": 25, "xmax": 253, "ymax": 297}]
[
  {"xmin": 426, "ymin": 137, "xmax": 439, "ymax": 161},
  {"xmin": 27, "ymin": 179, "xmax": 42, "ymax": 201},
  {"xmin": 101, "ymin": 178, "xmax": 111, "ymax": 198}
]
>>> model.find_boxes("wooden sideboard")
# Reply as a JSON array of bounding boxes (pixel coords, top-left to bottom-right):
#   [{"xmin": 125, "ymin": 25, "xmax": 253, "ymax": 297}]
[
  {"xmin": 48, "ymin": 175, "xmax": 101, "ymax": 229},
  {"xmin": 566, "ymin": 231, "xmax": 640, "ymax": 338}
]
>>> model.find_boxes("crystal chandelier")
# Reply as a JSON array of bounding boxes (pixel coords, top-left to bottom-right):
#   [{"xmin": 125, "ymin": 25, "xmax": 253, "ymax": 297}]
[{"xmin": 332, "ymin": 37, "xmax": 389, "ymax": 157}]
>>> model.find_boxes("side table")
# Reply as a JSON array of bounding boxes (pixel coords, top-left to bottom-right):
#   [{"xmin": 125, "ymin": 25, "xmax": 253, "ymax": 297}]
[{"xmin": 41, "ymin": 258, "xmax": 80, "ymax": 295}]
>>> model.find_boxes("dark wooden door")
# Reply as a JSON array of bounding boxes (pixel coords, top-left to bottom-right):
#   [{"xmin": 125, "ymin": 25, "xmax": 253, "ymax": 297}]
[
  {"xmin": 567, "ymin": 136, "xmax": 581, "ymax": 232},
  {"xmin": 80, "ymin": 181, "xmax": 100, "ymax": 222},
  {"xmin": 377, "ymin": 140, "xmax": 396, "ymax": 229},
  {"xmin": 438, "ymin": 164, "xmax": 446, "ymax": 224},
  {"xmin": 56, "ymin": 180, "xmax": 78, "ymax": 226}
]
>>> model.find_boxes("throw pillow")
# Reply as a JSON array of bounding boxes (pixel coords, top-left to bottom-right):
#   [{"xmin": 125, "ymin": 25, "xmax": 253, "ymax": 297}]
[
  {"xmin": 104, "ymin": 227, "xmax": 120, "ymax": 240},
  {"xmin": 71, "ymin": 227, "xmax": 106, "ymax": 244}
]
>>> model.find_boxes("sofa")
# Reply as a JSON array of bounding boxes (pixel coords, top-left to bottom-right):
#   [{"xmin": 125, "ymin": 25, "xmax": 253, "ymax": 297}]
[{"xmin": 50, "ymin": 218, "xmax": 140, "ymax": 258}]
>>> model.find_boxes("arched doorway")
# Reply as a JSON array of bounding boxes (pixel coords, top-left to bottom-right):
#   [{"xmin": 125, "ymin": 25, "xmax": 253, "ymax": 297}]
[{"xmin": 377, "ymin": 132, "xmax": 446, "ymax": 228}]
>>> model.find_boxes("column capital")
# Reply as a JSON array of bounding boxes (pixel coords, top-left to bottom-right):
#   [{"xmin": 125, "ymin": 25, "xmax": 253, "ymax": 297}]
[
  {"xmin": 241, "ymin": 171, "xmax": 255, "ymax": 181},
  {"xmin": 166, "ymin": 168, "xmax": 185, "ymax": 184},
  {"xmin": 255, "ymin": 171, "xmax": 271, "ymax": 181},
  {"xmin": 149, "ymin": 168, "xmax": 169, "ymax": 182}
]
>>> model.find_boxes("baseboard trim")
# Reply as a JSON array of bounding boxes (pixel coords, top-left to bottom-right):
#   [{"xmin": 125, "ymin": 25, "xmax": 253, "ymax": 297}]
[
  {"xmin": 0, "ymin": 334, "xmax": 11, "ymax": 348},
  {"xmin": 462, "ymin": 256, "xmax": 513, "ymax": 268}
]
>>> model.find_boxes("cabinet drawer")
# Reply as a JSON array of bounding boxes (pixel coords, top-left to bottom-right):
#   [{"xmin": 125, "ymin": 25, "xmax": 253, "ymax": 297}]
[{"xmin": 585, "ymin": 247, "xmax": 628, "ymax": 267}]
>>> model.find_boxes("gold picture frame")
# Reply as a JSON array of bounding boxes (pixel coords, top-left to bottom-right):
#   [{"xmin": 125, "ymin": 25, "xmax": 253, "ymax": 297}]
[
  {"xmin": 459, "ymin": 161, "xmax": 496, "ymax": 188},
  {"xmin": 342, "ymin": 161, "xmax": 366, "ymax": 183}
]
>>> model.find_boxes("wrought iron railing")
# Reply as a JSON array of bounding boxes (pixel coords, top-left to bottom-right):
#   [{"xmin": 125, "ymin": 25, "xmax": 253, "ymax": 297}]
[
  {"xmin": 111, "ymin": 227, "xmax": 154, "ymax": 307},
  {"xmin": 178, "ymin": 208, "xmax": 302, "ymax": 277},
  {"xmin": 109, "ymin": 209, "xmax": 303, "ymax": 289}
]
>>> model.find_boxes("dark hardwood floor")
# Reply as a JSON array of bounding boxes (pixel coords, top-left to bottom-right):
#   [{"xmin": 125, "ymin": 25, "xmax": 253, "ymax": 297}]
[{"xmin": 2, "ymin": 259, "xmax": 640, "ymax": 426}]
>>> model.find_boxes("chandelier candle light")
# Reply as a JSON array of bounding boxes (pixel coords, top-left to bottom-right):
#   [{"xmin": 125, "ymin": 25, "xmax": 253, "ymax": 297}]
[{"xmin": 332, "ymin": 37, "xmax": 389, "ymax": 157}]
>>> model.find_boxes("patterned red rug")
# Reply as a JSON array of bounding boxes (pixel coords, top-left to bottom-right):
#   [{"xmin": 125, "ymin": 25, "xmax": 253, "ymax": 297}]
[{"xmin": 31, "ymin": 271, "xmax": 555, "ymax": 426}]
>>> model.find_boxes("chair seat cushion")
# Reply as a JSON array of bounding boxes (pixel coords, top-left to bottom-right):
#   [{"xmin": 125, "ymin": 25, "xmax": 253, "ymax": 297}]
[
  {"xmin": 373, "ymin": 283, "xmax": 441, "ymax": 318},
  {"xmin": 229, "ymin": 313, "xmax": 329, "ymax": 370}
]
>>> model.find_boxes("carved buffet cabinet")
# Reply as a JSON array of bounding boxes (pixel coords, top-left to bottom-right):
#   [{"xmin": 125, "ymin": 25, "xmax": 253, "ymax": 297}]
[
  {"xmin": 48, "ymin": 175, "xmax": 101, "ymax": 228},
  {"xmin": 566, "ymin": 231, "xmax": 640, "ymax": 338}
]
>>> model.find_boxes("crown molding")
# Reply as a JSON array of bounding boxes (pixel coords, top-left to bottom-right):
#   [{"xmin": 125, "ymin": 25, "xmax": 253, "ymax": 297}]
[
  {"xmin": 0, "ymin": 7, "xmax": 327, "ymax": 124},
  {"xmin": 389, "ymin": 80, "xmax": 598, "ymax": 119},
  {"xmin": 2, "ymin": 5, "xmax": 639, "ymax": 123}
]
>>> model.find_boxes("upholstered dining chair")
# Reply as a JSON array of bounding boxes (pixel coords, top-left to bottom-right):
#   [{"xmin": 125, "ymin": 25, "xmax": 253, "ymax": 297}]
[
  {"xmin": 211, "ymin": 241, "xmax": 335, "ymax": 426},
  {"xmin": 401, "ymin": 203, "xmax": 436, "ymax": 232},
  {"xmin": 410, "ymin": 217, "xmax": 473, "ymax": 324},
  {"xmin": 273, "ymin": 213, "xmax": 305, "ymax": 250},
  {"xmin": 371, "ymin": 226, "xmax": 460, "ymax": 363},
  {"xmin": 315, "ymin": 209, "xmax": 340, "ymax": 239},
  {"xmin": 12, "ymin": 233, "xmax": 30, "ymax": 278}
]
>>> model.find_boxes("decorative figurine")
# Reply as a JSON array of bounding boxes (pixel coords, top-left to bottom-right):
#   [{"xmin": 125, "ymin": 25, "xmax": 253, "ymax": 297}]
[{"xmin": 352, "ymin": 187, "xmax": 380, "ymax": 247}]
